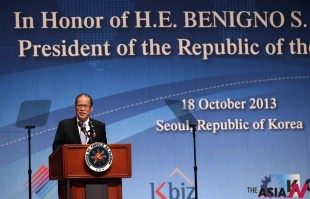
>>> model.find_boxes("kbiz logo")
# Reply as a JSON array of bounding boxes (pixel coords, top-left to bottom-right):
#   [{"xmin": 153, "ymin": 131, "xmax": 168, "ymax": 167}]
[{"xmin": 150, "ymin": 168, "xmax": 195, "ymax": 199}]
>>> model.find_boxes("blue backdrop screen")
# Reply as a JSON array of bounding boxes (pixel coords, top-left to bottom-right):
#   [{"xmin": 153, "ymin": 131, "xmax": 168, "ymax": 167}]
[{"xmin": 0, "ymin": 0, "xmax": 309, "ymax": 198}]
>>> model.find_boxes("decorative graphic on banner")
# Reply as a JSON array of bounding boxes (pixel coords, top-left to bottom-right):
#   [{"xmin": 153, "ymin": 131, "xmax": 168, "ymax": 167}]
[{"xmin": 24, "ymin": 165, "xmax": 57, "ymax": 198}]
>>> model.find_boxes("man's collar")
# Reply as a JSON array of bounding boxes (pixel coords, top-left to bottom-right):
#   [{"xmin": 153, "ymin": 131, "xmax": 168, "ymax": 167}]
[{"xmin": 76, "ymin": 117, "xmax": 90, "ymax": 124}]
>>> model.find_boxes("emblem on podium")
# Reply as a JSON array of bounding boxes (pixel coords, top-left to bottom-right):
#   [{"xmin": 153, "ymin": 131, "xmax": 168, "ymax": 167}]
[{"xmin": 85, "ymin": 142, "xmax": 113, "ymax": 172}]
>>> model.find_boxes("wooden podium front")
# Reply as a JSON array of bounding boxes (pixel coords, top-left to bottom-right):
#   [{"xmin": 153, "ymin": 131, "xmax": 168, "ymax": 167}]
[{"xmin": 49, "ymin": 144, "xmax": 132, "ymax": 199}]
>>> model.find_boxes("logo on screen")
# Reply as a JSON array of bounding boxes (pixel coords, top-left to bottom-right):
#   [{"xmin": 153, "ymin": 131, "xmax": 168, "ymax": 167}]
[
  {"xmin": 150, "ymin": 168, "xmax": 195, "ymax": 199},
  {"xmin": 85, "ymin": 142, "xmax": 113, "ymax": 172},
  {"xmin": 247, "ymin": 174, "xmax": 310, "ymax": 198}
]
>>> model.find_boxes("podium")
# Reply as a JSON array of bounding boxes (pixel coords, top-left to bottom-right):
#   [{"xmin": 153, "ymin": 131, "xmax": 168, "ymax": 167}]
[{"xmin": 49, "ymin": 144, "xmax": 132, "ymax": 199}]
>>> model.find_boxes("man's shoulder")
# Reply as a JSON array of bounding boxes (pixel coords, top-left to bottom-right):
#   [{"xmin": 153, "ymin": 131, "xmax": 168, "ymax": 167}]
[
  {"xmin": 59, "ymin": 117, "xmax": 76, "ymax": 124},
  {"xmin": 90, "ymin": 118, "xmax": 105, "ymax": 126}
]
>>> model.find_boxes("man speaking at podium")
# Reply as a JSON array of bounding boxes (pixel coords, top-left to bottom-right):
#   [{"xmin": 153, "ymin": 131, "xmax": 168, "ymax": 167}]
[{"xmin": 52, "ymin": 93, "xmax": 107, "ymax": 151}]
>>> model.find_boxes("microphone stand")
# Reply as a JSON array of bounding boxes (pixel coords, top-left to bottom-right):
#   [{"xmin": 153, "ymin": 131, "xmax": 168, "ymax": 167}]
[
  {"xmin": 190, "ymin": 124, "xmax": 198, "ymax": 199},
  {"xmin": 25, "ymin": 125, "xmax": 35, "ymax": 199}
]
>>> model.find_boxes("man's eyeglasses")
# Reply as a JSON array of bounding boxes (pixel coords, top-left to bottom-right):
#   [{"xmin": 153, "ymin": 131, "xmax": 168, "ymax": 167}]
[{"xmin": 76, "ymin": 104, "xmax": 92, "ymax": 109}]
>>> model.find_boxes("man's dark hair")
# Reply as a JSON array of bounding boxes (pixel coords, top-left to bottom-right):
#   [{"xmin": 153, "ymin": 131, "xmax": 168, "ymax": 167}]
[{"xmin": 75, "ymin": 93, "xmax": 93, "ymax": 106}]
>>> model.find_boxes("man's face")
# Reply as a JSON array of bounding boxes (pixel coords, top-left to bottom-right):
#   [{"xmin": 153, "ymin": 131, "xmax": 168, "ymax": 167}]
[{"xmin": 75, "ymin": 95, "xmax": 93, "ymax": 122}]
